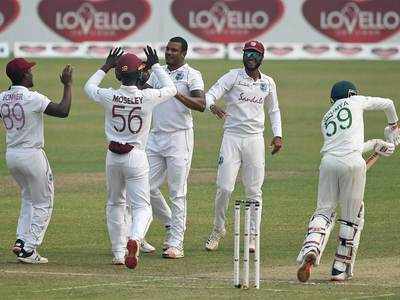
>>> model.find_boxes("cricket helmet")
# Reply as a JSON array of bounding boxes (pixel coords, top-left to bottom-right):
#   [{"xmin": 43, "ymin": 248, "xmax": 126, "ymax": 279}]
[{"xmin": 330, "ymin": 81, "xmax": 358, "ymax": 102}]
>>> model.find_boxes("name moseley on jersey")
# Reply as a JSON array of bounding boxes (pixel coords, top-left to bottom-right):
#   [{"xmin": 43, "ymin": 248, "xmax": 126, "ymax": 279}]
[{"xmin": 112, "ymin": 94, "xmax": 143, "ymax": 105}]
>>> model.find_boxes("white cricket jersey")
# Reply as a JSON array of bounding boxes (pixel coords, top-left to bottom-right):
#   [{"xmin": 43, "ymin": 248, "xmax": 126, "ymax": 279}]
[
  {"xmin": 84, "ymin": 63, "xmax": 177, "ymax": 150},
  {"xmin": 146, "ymin": 63, "xmax": 204, "ymax": 132},
  {"xmin": 320, "ymin": 95, "xmax": 398, "ymax": 157},
  {"xmin": 0, "ymin": 86, "xmax": 50, "ymax": 149},
  {"xmin": 206, "ymin": 68, "xmax": 282, "ymax": 136}
]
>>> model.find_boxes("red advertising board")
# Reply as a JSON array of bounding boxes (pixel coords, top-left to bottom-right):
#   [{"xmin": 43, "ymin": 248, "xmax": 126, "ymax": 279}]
[
  {"xmin": 171, "ymin": 0, "xmax": 284, "ymax": 43},
  {"xmin": 303, "ymin": 0, "xmax": 400, "ymax": 43},
  {"xmin": 38, "ymin": 0, "xmax": 151, "ymax": 42},
  {"xmin": 0, "ymin": 0, "xmax": 20, "ymax": 34}
]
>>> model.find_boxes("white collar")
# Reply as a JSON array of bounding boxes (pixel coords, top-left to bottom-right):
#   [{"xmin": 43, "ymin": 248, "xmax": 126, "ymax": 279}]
[
  {"xmin": 120, "ymin": 85, "xmax": 139, "ymax": 92},
  {"xmin": 167, "ymin": 63, "xmax": 188, "ymax": 73},
  {"xmin": 10, "ymin": 85, "xmax": 29, "ymax": 92}
]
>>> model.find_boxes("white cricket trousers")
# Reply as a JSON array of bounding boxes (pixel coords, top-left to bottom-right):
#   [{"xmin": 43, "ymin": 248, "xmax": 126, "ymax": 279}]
[
  {"xmin": 316, "ymin": 152, "xmax": 366, "ymax": 223},
  {"xmin": 213, "ymin": 133, "xmax": 265, "ymax": 234},
  {"xmin": 106, "ymin": 148, "xmax": 153, "ymax": 259},
  {"xmin": 146, "ymin": 128, "xmax": 193, "ymax": 249},
  {"xmin": 6, "ymin": 148, "xmax": 54, "ymax": 252}
]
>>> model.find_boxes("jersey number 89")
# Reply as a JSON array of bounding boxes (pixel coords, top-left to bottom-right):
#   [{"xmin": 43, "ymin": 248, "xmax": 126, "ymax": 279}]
[
  {"xmin": 1, "ymin": 103, "xmax": 25, "ymax": 130},
  {"xmin": 325, "ymin": 107, "xmax": 352, "ymax": 137}
]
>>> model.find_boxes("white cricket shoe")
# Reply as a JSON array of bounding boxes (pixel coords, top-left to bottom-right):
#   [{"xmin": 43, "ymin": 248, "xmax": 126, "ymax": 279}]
[
  {"xmin": 17, "ymin": 250, "xmax": 48, "ymax": 264},
  {"xmin": 140, "ymin": 240, "xmax": 156, "ymax": 254},
  {"xmin": 162, "ymin": 246, "xmax": 184, "ymax": 259},
  {"xmin": 297, "ymin": 251, "xmax": 317, "ymax": 282},
  {"xmin": 331, "ymin": 260, "xmax": 350, "ymax": 282},
  {"xmin": 205, "ymin": 228, "xmax": 226, "ymax": 251},
  {"xmin": 112, "ymin": 257, "xmax": 125, "ymax": 265},
  {"xmin": 125, "ymin": 239, "xmax": 140, "ymax": 269}
]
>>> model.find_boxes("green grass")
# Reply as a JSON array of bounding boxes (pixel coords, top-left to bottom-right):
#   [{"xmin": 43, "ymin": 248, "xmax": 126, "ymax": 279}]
[{"xmin": 0, "ymin": 59, "xmax": 399, "ymax": 299}]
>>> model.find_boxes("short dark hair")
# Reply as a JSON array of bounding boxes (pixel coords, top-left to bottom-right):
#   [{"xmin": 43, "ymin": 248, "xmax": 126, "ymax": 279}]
[{"xmin": 169, "ymin": 36, "xmax": 188, "ymax": 53}]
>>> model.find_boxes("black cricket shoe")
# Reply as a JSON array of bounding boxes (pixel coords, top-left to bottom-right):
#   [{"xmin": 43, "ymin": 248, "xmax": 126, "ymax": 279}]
[{"xmin": 17, "ymin": 249, "xmax": 48, "ymax": 264}]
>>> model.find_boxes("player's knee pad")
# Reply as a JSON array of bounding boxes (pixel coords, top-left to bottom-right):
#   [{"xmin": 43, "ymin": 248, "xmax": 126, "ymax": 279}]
[
  {"xmin": 297, "ymin": 212, "xmax": 335, "ymax": 265},
  {"xmin": 335, "ymin": 219, "xmax": 360, "ymax": 265}
]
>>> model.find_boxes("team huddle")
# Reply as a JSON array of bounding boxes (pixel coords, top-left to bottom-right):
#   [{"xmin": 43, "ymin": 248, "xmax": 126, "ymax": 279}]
[{"xmin": 1, "ymin": 37, "xmax": 399, "ymax": 283}]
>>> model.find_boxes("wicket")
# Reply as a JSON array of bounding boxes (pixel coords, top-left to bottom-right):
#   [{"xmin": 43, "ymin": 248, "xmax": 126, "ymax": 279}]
[{"xmin": 234, "ymin": 200, "xmax": 261, "ymax": 289}]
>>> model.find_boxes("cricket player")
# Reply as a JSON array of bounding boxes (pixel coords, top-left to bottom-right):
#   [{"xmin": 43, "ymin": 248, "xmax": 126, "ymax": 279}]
[
  {"xmin": 204, "ymin": 40, "xmax": 283, "ymax": 252},
  {"xmin": 296, "ymin": 81, "xmax": 399, "ymax": 282},
  {"xmin": 143, "ymin": 37, "xmax": 206, "ymax": 258},
  {"xmin": 84, "ymin": 46, "xmax": 180, "ymax": 269},
  {"xmin": 0, "ymin": 58, "xmax": 73, "ymax": 263}
]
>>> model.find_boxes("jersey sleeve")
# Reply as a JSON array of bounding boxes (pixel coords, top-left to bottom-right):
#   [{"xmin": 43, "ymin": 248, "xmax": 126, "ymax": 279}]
[
  {"xmin": 188, "ymin": 69, "xmax": 204, "ymax": 92},
  {"xmin": 206, "ymin": 70, "xmax": 237, "ymax": 103},
  {"xmin": 265, "ymin": 77, "xmax": 282, "ymax": 137},
  {"xmin": 141, "ymin": 64, "xmax": 177, "ymax": 104},
  {"xmin": 205, "ymin": 70, "xmax": 237, "ymax": 110},
  {"xmin": 31, "ymin": 92, "xmax": 51, "ymax": 113},
  {"xmin": 360, "ymin": 96, "xmax": 399, "ymax": 124},
  {"xmin": 145, "ymin": 71, "xmax": 159, "ymax": 88},
  {"xmin": 84, "ymin": 70, "xmax": 113, "ymax": 104}
]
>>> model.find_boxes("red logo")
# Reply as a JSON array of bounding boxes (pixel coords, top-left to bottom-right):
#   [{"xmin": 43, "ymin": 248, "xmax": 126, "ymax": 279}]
[
  {"xmin": 371, "ymin": 47, "xmax": 399, "ymax": 59},
  {"xmin": 192, "ymin": 46, "xmax": 220, "ymax": 55},
  {"xmin": 52, "ymin": 45, "xmax": 80, "ymax": 54},
  {"xmin": 0, "ymin": 0, "xmax": 20, "ymax": 33},
  {"xmin": 171, "ymin": 0, "xmax": 284, "ymax": 43},
  {"xmin": 19, "ymin": 45, "xmax": 47, "ymax": 54},
  {"xmin": 87, "ymin": 45, "xmax": 113, "ymax": 55},
  {"xmin": 266, "ymin": 46, "xmax": 293, "ymax": 56},
  {"xmin": 303, "ymin": 0, "xmax": 400, "ymax": 43},
  {"xmin": 38, "ymin": 0, "xmax": 151, "ymax": 42},
  {"xmin": 303, "ymin": 44, "xmax": 330, "ymax": 55},
  {"xmin": 335, "ymin": 45, "xmax": 362, "ymax": 56}
]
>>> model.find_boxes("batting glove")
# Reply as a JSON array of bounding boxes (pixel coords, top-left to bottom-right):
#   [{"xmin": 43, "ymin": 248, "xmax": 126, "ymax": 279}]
[
  {"xmin": 374, "ymin": 140, "xmax": 395, "ymax": 157},
  {"xmin": 384, "ymin": 125, "xmax": 400, "ymax": 146}
]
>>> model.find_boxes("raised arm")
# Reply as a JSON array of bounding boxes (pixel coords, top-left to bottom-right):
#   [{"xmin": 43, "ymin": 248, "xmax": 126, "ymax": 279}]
[
  {"xmin": 44, "ymin": 65, "xmax": 73, "ymax": 118},
  {"xmin": 84, "ymin": 47, "xmax": 123, "ymax": 102},
  {"xmin": 142, "ymin": 63, "xmax": 177, "ymax": 102}
]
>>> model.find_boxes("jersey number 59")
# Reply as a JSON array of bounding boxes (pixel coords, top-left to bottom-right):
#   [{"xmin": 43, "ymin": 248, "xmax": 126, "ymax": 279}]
[
  {"xmin": 324, "ymin": 107, "xmax": 352, "ymax": 137},
  {"xmin": 112, "ymin": 105, "xmax": 142, "ymax": 134}
]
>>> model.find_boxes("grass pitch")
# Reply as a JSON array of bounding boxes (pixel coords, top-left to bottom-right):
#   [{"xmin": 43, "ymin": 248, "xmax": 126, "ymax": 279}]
[{"xmin": 0, "ymin": 58, "xmax": 399, "ymax": 299}]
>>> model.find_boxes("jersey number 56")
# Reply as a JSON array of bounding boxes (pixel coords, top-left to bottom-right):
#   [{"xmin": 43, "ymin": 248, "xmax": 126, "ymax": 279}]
[{"xmin": 112, "ymin": 105, "xmax": 142, "ymax": 134}]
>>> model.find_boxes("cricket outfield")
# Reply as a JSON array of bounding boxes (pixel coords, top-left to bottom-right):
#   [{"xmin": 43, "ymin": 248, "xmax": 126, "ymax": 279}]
[{"xmin": 0, "ymin": 58, "xmax": 399, "ymax": 299}]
